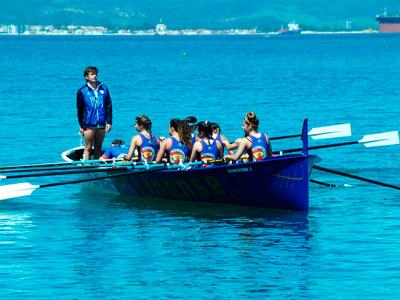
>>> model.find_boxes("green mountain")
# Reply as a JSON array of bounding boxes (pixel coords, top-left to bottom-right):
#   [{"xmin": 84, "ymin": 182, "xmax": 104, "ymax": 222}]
[{"xmin": 1, "ymin": 1, "xmax": 400, "ymax": 31}]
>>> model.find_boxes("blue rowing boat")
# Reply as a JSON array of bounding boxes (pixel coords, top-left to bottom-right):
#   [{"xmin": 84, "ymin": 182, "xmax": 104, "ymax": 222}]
[{"xmin": 61, "ymin": 120, "xmax": 319, "ymax": 211}]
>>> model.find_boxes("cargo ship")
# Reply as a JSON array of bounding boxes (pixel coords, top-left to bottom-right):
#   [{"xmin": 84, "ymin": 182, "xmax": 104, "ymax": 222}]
[{"xmin": 376, "ymin": 10, "xmax": 400, "ymax": 33}]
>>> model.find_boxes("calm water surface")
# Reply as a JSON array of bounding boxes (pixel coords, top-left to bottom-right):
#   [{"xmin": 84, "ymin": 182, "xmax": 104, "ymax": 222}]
[{"xmin": 0, "ymin": 35, "xmax": 399, "ymax": 298}]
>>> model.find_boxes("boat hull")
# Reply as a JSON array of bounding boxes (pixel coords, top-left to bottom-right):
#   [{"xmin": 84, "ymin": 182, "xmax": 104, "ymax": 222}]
[{"xmin": 62, "ymin": 147, "xmax": 314, "ymax": 211}]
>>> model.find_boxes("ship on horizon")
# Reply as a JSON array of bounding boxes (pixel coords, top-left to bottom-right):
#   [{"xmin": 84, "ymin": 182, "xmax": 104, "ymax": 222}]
[
  {"xmin": 376, "ymin": 9, "xmax": 400, "ymax": 33},
  {"xmin": 277, "ymin": 21, "xmax": 302, "ymax": 35}
]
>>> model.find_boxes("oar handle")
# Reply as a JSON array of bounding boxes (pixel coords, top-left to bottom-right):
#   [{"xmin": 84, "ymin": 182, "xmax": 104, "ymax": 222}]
[{"xmin": 313, "ymin": 165, "xmax": 400, "ymax": 190}]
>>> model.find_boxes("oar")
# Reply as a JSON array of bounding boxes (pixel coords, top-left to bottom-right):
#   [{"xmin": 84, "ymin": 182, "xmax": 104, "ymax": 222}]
[
  {"xmin": 313, "ymin": 165, "xmax": 400, "ymax": 190},
  {"xmin": 276, "ymin": 131, "xmax": 399, "ymax": 154},
  {"xmin": 310, "ymin": 179, "xmax": 338, "ymax": 187},
  {"xmin": 0, "ymin": 156, "xmax": 141, "ymax": 171},
  {"xmin": 0, "ymin": 166, "xmax": 131, "ymax": 180},
  {"xmin": 0, "ymin": 162, "xmax": 172, "ymax": 180},
  {"xmin": 0, "ymin": 161, "xmax": 204, "ymax": 201},
  {"xmin": 0, "ymin": 163, "xmax": 119, "ymax": 174},
  {"xmin": 0, "ymin": 158, "xmax": 114, "ymax": 171},
  {"xmin": 0, "ymin": 166, "xmax": 168, "ymax": 201},
  {"xmin": 271, "ymin": 123, "xmax": 351, "ymax": 140},
  {"xmin": 0, "ymin": 160, "xmax": 151, "ymax": 174}
]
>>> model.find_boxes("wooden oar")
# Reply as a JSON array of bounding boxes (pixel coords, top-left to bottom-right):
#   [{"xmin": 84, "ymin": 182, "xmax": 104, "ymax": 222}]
[
  {"xmin": 276, "ymin": 130, "xmax": 399, "ymax": 154},
  {"xmin": 313, "ymin": 165, "xmax": 400, "ymax": 190},
  {"xmin": 271, "ymin": 123, "xmax": 351, "ymax": 140},
  {"xmin": 0, "ymin": 166, "xmax": 168, "ymax": 201}
]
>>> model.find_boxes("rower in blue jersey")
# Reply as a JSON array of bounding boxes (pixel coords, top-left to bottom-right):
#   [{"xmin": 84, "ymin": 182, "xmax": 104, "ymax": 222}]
[
  {"xmin": 211, "ymin": 122, "xmax": 234, "ymax": 155},
  {"xmin": 190, "ymin": 121, "xmax": 224, "ymax": 163},
  {"xmin": 185, "ymin": 116, "xmax": 198, "ymax": 145},
  {"xmin": 100, "ymin": 139, "xmax": 128, "ymax": 160},
  {"xmin": 155, "ymin": 118, "xmax": 192, "ymax": 164},
  {"xmin": 126, "ymin": 115, "xmax": 160, "ymax": 162},
  {"xmin": 228, "ymin": 112, "xmax": 272, "ymax": 162}
]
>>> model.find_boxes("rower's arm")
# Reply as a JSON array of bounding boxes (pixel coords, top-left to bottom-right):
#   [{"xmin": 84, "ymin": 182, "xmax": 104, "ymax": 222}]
[
  {"xmin": 126, "ymin": 136, "xmax": 139, "ymax": 161},
  {"xmin": 155, "ymin": 139, "xmax": 170, "ymax": 163},
  {"xmin": 189, "ymin": 142, "xmax": 201, "ymax": 162},
  {"xmin": 265, "ymin": 134, "xmax": 272, "ymax": 157},
  {"xmin": 229, "ymin": 139, "xmax": 249, "ymax": 162}
]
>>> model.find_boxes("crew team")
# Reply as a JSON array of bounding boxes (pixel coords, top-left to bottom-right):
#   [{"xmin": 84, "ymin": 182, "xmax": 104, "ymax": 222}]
[{"xmin": 77, "ymin": 66, "xmax": 272, "ymax": 164}]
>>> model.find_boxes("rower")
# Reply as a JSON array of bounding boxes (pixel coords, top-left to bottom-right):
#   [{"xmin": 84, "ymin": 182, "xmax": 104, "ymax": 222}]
[
  {"xmin": 126, "ymin": 115, "xmax": 160, "ymax": 162},
  {"xmin": 155, "ymin": 118, "xmax": 192, "ymax": 164},
  {"xmin": 185, "ymin": 116, "xmax": 198, "ymax": 145},
  {"xmin": 227, "ymin": 112, "xmax": 272, "ymax": 162},
  {"xmin": 190, "ymin": 121, "xmax": 223, "ymax": 163},
  {"xmin": 210, "ymin": 122, "xmax": 234, "ymax": 155},
  {"xmin": 100, "ymin": 139, "xmax": 128, "ymax": 161}
]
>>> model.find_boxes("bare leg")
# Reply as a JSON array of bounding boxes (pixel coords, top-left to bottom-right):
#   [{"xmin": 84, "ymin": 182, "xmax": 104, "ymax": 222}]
[
  {"xmin": 83, "ymin": 129, "xmax": 94, "ymax": 160},
  {"xmin": 93, "ymin": 128, "xmax": 106, "ymax": 159}
]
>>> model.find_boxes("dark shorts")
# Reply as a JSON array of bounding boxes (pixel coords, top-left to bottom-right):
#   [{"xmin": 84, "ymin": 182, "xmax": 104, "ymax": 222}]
[{"xmin": 84, "ymin": 124, "xmax": 106, "ymax": 131}]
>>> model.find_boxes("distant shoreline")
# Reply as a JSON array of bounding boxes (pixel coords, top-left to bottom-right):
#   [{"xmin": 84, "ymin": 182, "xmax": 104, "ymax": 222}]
[{"xmin": 0, "ymin": 30, "xmax": 381, "ymax": 37}]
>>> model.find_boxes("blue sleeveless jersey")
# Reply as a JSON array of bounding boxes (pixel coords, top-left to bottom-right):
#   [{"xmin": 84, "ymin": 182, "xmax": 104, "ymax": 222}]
[
  {"xmin": 138, "ymin": 133, "xmax": 159, "ymax": 162},
  {"xmin": 247, "ymin": 134, "xmax": 269, "ymax": 161},
  {"xmin": 200, "ymin": 139, "xmax": 220, "ymax": 162},
  {"xmin": 214, "ymin": 134, "xmax": 225, "ymax": 153},
  {"xmin": 191, "ymin": 134, "xmax": 197, "ymax": 145},
  {"xmin": 102, "ymin": 144, "xmax": 128, "ymax": 159},
  {"xmin": 166, "ymin": 137, "xmax": 190, "ymax": 163}
]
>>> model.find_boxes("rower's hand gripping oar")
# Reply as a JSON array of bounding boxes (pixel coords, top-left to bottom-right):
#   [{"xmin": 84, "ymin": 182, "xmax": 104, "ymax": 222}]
[
  {"xmin": 277, "ymin": 130, "xmax": 400, "ymax": 154},
  {"xmin": 271, "ymin": 123, "xmax": 352, "ymax": 141}
]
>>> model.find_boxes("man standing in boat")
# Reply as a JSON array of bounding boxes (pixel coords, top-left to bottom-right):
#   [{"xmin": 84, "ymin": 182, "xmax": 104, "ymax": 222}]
[{"xmin": 77, "ymin": 66, "xmax": 112, "ymax": 160}]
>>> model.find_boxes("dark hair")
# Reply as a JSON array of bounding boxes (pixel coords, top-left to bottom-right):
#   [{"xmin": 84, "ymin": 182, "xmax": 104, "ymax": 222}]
[
  {"xmin": 210, "ymin": 122, "xmax": 220, "ymax": 132},
  {"xmin": 197, "ymin": 121, "xmax": 213, "ymax": 138},
  {"xmin": 111, "ymin": 139, "xmax": 124, "ymax": 146},
  {"xmin": 136, "ymin": 115, "xmax": 153, "ymax": 134},
  {"xmin": 185, "ymin": 116, "xmax": 198, "ymax": 126},
  {"xmin": 84, "ymin": 66, "xmax": 98, "ymax": 77},
  {"xmin": 136, "ymin": 114, "xmax": 156, "ymax": 149},
  {"xmin": 170, "ymin": 118, "xmax": 192, "ymax": 148},
  {"xmin": 244, "ymin": 112, "xmax": 259, "ymax": 130}
]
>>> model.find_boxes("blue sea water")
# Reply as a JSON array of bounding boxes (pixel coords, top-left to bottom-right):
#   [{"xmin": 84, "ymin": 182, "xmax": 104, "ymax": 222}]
[{"xmin": 0, "ymin": 34, "xmax": 399, "ymax": 298}]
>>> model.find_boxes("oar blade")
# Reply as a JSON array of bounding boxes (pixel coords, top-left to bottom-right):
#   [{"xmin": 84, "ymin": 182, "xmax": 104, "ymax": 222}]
[
  {"xmin": 308, "ymin": 123, "xmax": 352, "ymax": 140},
  {"xmin": 0, "ymin": 182, "xmax": 39, "ymax": 200},
  {"xmin": 359, "ymin": 131, "xmax": 400, "ymax": 147}
]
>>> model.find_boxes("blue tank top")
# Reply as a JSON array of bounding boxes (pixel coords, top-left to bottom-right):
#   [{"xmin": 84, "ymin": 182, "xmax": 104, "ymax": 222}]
[
  {"xmin": 191, "ymin": 134, "xmax": 197, "ymax": 145},
  {"xmin": 138, "ymin": 133, "xmax": 159, "ymax": 162},
  {"xmin": 246, "ymin": 134, "xmax": 269, "ymax": 161},
  {"xmin": 214, "ymin": 134, "xmax": 225, "ymax": 153},
  {"xmin": 200, "ymin": 139, "xmax": 220, "ymax": 162},
  {"xmin": 166, "ymin": 137, "xmax": 190, "ymax": 163}
]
